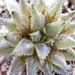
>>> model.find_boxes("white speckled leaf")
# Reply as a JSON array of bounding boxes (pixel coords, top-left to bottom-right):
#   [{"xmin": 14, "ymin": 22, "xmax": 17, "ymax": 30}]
[
  {"xmin": 37, "ymin": 0, "xmax": 46, "ymax": 13},
  {"xmin": 45, "ymin": 22, "xmax": 65, "ymax": 39},
  {"xmin": 0, "ymin": 18, "xmax": 17, "ymax": 32},
  {"xmin": 53, "ymin": 64, "xmax": 69, "ymax": 75},
  {"xmin": 40, "ymin": 61, "xmax": 52, "ymax": 75},
  {"xmin": 0, "ymin": 39, "xmax": 14, "ymax": 56},
  {"xmin": 5, "ymin": 0, "xmax": 20, "ymax": 14},
  {"xmin": 31, "ymin": 6, "xmax": 45, "ymax": 31},
  {"xmin": 51, "ymin": 51, "xmax": 69, "ymax": 70},
  {"xmin": 8, "ymin": 57, "xmax": 25, "ymax": 75},
  {"xmin": 11, "ymin": 38, "xmax": 34, "ymax": 56},
  {"xmin": 20, "ymin": 0, "xmax": 30, "ymax": 17},
  {"xmin": 12, "ymin": 11, "xmax": 29, "ymax": 35},
  {"xmin": 48, "ymin": 0, "xmax": 62, "ymax": 19},
  {"xmin": 55, "ymin": 35, "xmax": 75, "ymax": 49},
  {"xmin": 65, "ymin": 48, "xmax": 75, "ymax": 55},
  {"xmin": 26, "ymin": 57, "xmax": 39, "ymax": 75},
  {"xmin": 4, "ymin": 32, "xmax": 21, "ymax": 47},
  {"xmin": 29, "ymin": 31, "xmax": 41, "ymax": 42},
  {"xmin": 62, "ymin": 22, "xmax": 75, "ymax": 34},
  {"xmin": 62, "ymin": 51, "xmax": 75, "ymax": 61},
  {"xmin": 35, "ymin": 43, "xmax": 51, "ymax": 63},
  {"xmin": 60, "ymin": 11, "xmax": 75, "ymax": 21}
]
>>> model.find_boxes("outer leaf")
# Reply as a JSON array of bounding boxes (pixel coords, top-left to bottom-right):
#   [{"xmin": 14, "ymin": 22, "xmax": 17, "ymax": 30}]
[
  {"xmin": 48, "ymin": 0, "xmax": 62, "ymax": 19},
  {"xmin": 20, "ymin": 0, "xmax": 30, "ymax": 18},
  {"xmin": 65, "ymin": 48, "xmax": 75, "ymax": 55},
  {"xmin": 51, "ymin": 51, "xmax": 69, "ymax": 70},
  {"xmin": 45, "ymin": 22, "xmax": 65, "ymax": 39},
  {"xmin": 11, "ymin": 38, "xmax": 34, "ymax": 56},
  {"xmin": 26, "ymin": 57, "xmax": 39, "ymax": 75},
  {"xmin": 5, "ymin": 0, "xmax": 20, "ymax": 14},
  {"xmin": 8, "ymin": 57, "xmax": 25, "ymax": 75},
  {"xmin": 0, "ymin": 18, "xmax": 17, "ymax": 32},
  {"xmin": 53, "ymin": 64, "xmax": 69, "ymax": 75},
  {"xmin": 4, "ymin": 32, "xmax": 21, "ymax": 47},
  {"xmin": 60, "ymin": 11, "xmax": 75, "ymax": 21},
  {"xmin": 12, "ymin": 11, "xmax": 29, "ymax": 36},
  {"xmin": 31, "ymin": 6, "xmax": 45, "ymax": 31},
  {"xmin": 62, "ymin": 22, "xmax": 75, "ymax": 34},
  {"xmin": 0, "ymin": 26, "xmax": 9, "ymax": 39},
  {"xmin": 37, "ymin": 0, "xmax": 46, "ymax": 13},
  {"xmin": 39, "ymin": 61, "xmax": 52, "ymax": 75},
  {"xmin": 35, "ymin": 43, "xmax": 51, "ymax": 63},
  {"xmin": 29, "ymin": 31, "xmax": 41, "ymax": 42},
  {"xmin": 0, "ymin": 39, "xmax": 14, "ymax": 56},
  {"xmin": 54, "ymin": 34, "xmax": 75, "ymax": 49},
  {"xmin": 62, "ymin": 51, "xmax": 75, "ymax": 61},
  {"xmin": 31, "ymin": 0, "xmax": 40, "ymax": 7}
]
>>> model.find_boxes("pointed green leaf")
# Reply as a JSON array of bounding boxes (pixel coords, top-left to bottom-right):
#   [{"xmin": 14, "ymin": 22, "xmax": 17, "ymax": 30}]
[
  {"xmin": 12, "ymin": 11, "xmax": 29, "ymax": 35},
  {"xmin": 11, "ymin": 38, "xmax": 34, "ymax": 56},
  {"xmin": 35, "ymin": 43, "xmax": 51, "ymax": 63},
  {"xmin": 48, "ymin": 0, "xmax": 62, "ymax": 19},
  {"xmin": 20, "ymin": 0, "xmax": 30, "ymax": 18},
  {"xmin": 31, "ymin": 6, "xmax": 45, "ymax": 31},
  {"xmin": 5, "ymin": 0, "xmax": 20, "ymax": 14},
  {"xmin": 60, "ymin": 11, "xmax": 75, "ymax": 21},
  {"xmin": 53, "ymin": 64, "xmax": 69, "ymax": 75},
  {"xmin": 26, "ymin": 57, "xmax": 39, "ymax": 75},
  {"xmin": 0, "ymin": 39, "xmax": 14, "ymax": 56},
  {"xmin": 54, "ymin": 34, "xmax": 75, "ymax": 49},
  {"xmin": 62, "ymin": 22, "xmax": 75, "ymax": 34},
  {"xmin": 29, "ymin": 31, "xmax": 41, "ymax": 42},
  {"xmin": 51, "ymin": 51, "xmax": 69, "ymax": 70},
  {"xmin": 40, "ymin": 61, "xmax": 52, "ymax": 75},
  {"xmin": 45, "ymin": 39, "xmax": 54, "ymax": 46},
  {"xmin": 45, "ymin": 22, "xmax": 65, "ymax": 39},
  {"xmin": 8, "ymin": 57, "xmax": 25, "ymax": 75},
  {"xmin": 0, "ymin": 18, "xmax": 17, "ymax": 32},
  {"xmin": 4, "ymin": 32, "xmax": 21, "ymax": 47}
]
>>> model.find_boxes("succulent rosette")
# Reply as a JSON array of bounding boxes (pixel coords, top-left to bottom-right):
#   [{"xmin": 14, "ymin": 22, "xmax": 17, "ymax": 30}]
[{"xmin": 0, "ymin": 0, "xmax": 75, "ymax": 75}]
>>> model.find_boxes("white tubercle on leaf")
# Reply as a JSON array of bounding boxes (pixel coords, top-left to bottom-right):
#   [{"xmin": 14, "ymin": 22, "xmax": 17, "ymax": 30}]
[
  {"xmin": 8, "ymin": 57, "xmax": 25, "ymax": 75},
  {"xmin": 0, "ymin": 39, "xmax": 14, "ymax": 56},
  {"xmin": 48, "ymin": 0, "xmax": 62, "ymax": 20},
  {"xmin": 51, "ymin": 51, "xmax": 69, "ymax": 70},
  {"xmin": 45, "ymin": 22, "xmax": 65, "ymax": 39},
  {"xmin": 20, "ymin": 0, "xmax": 30, "ymax": 18},
  {"xmin": 10, "ymin": 38, "xmax": 34, "ymax": 57},
  {"xmin": 4, "ymin": 32, "xmax": 21, "ymax": 47},
  {"xmin": 5, "ymin": 0, "xmax": 20, "ymax": 14},
  {"xmin": 35, "ymin": 43, "xmax": 51, "ymax": 63},
  {"xmin": 0, "ymin": 18, "xmax": 17, "ymax": 32},
  {"xmin": 54, "ymin": 34, "xmax": 75, "ymax": 50},
  {"xmin": 31, "ymin": 6, "xmax": 45, "ymax": 31}
]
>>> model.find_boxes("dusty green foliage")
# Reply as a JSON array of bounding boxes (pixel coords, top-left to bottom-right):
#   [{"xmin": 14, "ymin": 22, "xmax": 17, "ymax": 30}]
[{"xmin": 0, "ymin": 0, "xmax": 75, "ymax": 75}]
